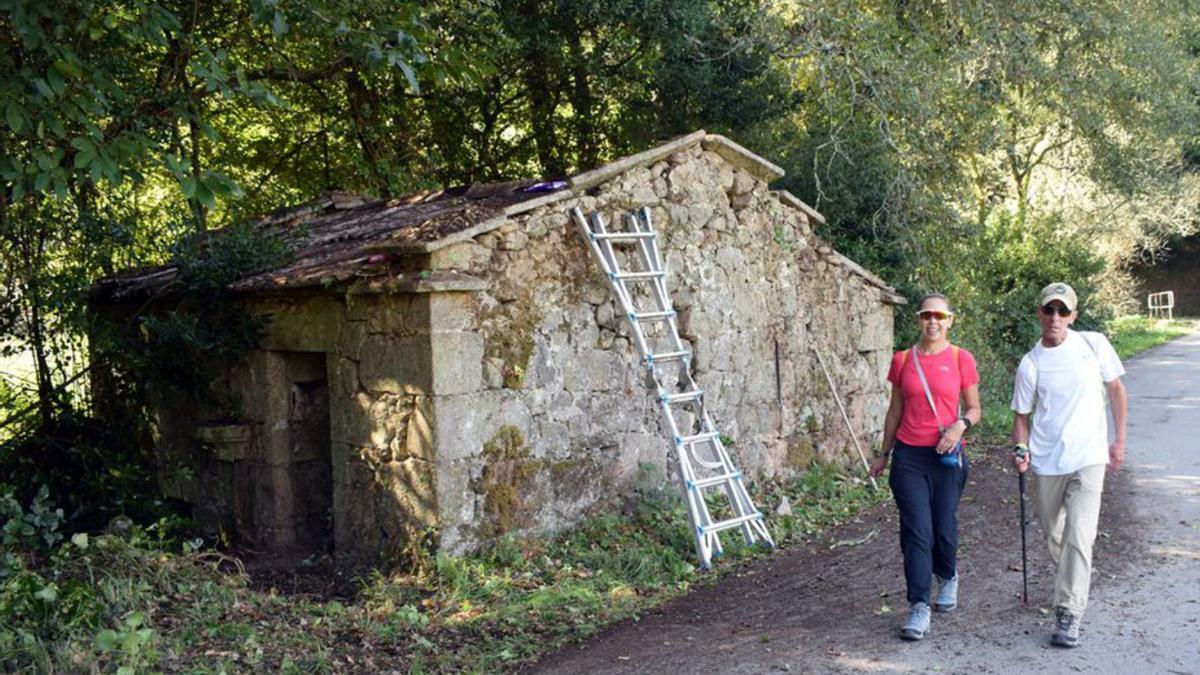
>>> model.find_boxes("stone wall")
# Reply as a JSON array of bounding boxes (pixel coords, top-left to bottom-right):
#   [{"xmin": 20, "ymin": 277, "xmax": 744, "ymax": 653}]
[
  {"xmin": 158, "ymin": 292, "xmax": 451, "ymax": 565},
  {"xmin": 426, "ymin": 143, "xmax": 897, "ymax": 553}
]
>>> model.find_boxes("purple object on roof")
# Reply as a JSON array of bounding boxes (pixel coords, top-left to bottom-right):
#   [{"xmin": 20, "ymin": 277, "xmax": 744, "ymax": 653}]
[{"xmin": 522, "ymin": 180, "xmax": 568, "ymax": 194}]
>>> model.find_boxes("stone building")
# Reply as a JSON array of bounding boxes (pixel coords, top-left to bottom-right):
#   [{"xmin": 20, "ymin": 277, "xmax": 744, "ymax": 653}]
[{"xmin": 94, "ymin": 131, "xmax": 903, "ymax": 565}]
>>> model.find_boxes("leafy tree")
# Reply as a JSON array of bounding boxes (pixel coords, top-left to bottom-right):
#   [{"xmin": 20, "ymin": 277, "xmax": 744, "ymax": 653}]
[
  {"xmin": 772, "ymin": 0, "xmax": 1200, "ymax": 319},
  {"xmin": 0, "ymin": 0, "xmax": 438, "ymax": 429}
]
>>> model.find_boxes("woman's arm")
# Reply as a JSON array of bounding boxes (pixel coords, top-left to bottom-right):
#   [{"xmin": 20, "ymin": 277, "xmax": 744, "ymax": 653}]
[
  {"xmin": 870, "ymin": 386, "xmax": 904, "ymax": 476},
  {"xmin": 936, "ymin": 383, "xmax": 980, "ymax": 454}
]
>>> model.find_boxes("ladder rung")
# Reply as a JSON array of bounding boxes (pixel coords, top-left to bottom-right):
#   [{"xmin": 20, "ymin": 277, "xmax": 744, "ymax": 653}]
[
  {"xmin": 646, "ymin": 350, "xmax": 690, "ymax": 363},
  {"xmin": 631, "ymin": 310, "xmax": 675, "ymax": 321},
  {"xmin": 612, "ymin": 271, "xmax": 665, "ymax": 281},
  {"xmin": 675, "ymin": 431, "xmax": 720, "ymax": 446},
  {"xmin": 700, "ymin": 512, "xmax": 763, "ymax": 535},
  {"xmin": 660, "ymin": 390, "xmax": 703, "ymax": 404},
  {"xmin": 689, "ymin": 471, "xmax": 741, "ymax": 490},
  {"xmin": 591, "ymin": 231, "xmax": 656, "ymax": 241}
]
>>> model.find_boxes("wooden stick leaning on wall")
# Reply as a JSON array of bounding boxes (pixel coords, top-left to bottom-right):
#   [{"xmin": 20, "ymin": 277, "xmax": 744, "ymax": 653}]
[{"xmin": 812, "ymin": 347, "xmax": 879, "ymax": 491}]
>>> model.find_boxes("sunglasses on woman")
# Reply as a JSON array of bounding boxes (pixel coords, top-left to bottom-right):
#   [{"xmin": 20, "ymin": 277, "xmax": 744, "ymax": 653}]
[
  {"xmin": 1040, "ymin": 305, "xmax": 1072, "ymax": 317},
  {"xmin": 916, "ymin": 310, "xmax": 952, "ymax": 321}
]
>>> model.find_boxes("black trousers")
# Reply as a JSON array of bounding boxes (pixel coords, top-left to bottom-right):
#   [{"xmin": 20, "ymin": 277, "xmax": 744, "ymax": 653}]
[{"xmin": 888, "ymin": 439, "xmax": 969, "ymax": 605}]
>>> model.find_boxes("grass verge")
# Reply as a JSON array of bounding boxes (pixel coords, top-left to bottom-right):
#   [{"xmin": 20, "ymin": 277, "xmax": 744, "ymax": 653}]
[
  {"xmin": 2, "ymin": 464, "xmax": 886, "ymax": 673},
  {"xmin": 1106, "ymin": 316, "xmax": 1195, "ymax": 360}
]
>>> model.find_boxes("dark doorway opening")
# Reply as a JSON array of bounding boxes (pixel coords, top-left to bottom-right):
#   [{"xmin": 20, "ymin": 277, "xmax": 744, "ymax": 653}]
[{"xmin": 282, "ymin": 351, "xmax": 333, "ymax": 555}]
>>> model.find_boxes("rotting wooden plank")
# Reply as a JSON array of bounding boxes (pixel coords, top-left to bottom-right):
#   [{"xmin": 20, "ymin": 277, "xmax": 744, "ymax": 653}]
[
  {"xmin": 701, "ymin": 134, "xmax": 785, "ymax": 182},
  {"xmin": 772, "ymin": 189, "xmax": 827, "ymax": 225},
  {"xmin": 568, "ymin": 130, "xmax": 707, "ymax": 192}
]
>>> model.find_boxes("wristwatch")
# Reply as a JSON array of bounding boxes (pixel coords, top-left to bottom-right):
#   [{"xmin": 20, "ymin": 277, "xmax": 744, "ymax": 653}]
[{"xmin": 957, "ymin": 415, "xmax": 972, "ymax": 431}]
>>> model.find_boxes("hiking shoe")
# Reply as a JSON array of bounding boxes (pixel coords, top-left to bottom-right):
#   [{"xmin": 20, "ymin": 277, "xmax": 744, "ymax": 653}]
[
  {"xmin": 1051, "ymin": 607, "xmax": 1081, "ymax": 648},
  {"xmin": 933, "ymin": 573, "xmax": 958, "ymax": 612},
  {"xmin": 900, "ymin": 602, "xmax": 931, "ymax": 641}
]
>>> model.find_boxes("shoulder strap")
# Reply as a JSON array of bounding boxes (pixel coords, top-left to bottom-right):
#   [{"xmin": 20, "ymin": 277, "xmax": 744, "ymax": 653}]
[{"xmin": 910, "ymin": 347, "xmax": 945, "ymax": 432}]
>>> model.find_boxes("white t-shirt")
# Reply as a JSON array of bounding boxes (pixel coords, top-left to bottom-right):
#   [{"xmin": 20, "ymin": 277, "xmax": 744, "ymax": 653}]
[{"xmin": 1010, "ymin": 330, "xmax": 1125, "ymax": 475}]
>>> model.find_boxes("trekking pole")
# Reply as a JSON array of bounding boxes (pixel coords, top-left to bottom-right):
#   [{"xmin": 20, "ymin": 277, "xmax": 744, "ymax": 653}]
[
  {"xmin": 813, "ymin": 347, "xmax": 878, "ymax": 491},
  {"xmin": 1014, "ymin": 444, "xmax": 1029, "ymax": 604}
]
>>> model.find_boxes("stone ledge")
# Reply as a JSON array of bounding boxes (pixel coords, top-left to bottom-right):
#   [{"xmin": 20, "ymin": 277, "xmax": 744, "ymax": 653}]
[
  {"xmin": 702, "ymin": 134, "xmax": 785, "ymax": 183},
  {"xmin": 773, "ymin": 189, "xmax": 826, "ymax": 225},
  {"xmin": 569, "ymin": 130, "xmax": 708, "ymax": 192}
]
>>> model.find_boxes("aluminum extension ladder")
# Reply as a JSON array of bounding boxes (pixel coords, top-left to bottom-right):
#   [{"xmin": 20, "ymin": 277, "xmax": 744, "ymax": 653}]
[{"xmin": 570, "ymin": 206, "xmax": 774, "ymax": 568}]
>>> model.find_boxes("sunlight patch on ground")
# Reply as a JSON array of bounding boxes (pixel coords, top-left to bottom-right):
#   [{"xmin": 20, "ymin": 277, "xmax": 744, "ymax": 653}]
[{"xmin": 832, "ymin": 654, "xmax": 918, "ymax": 672}]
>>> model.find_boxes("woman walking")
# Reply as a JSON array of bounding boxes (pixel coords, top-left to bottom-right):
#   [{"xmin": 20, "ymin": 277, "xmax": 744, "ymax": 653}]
[{"xmin": 869, "ymin": 293, "xmax": 981, "ymax": 640}]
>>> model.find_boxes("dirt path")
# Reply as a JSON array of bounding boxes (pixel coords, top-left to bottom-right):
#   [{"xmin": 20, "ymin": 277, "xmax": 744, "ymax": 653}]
[{"xmin": 531, "ymin": 335, "xmax": 1200, "ymax": 674}]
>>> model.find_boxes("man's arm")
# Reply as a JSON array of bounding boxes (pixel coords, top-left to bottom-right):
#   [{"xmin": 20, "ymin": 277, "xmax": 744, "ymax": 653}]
[
  {"xmin": 1011, "ymin": 412, "xmax": 1031, "ymax": 473},
  {"xmin": 1106, "ymin": 377, "xmax": 1127, "ymax": 472}
]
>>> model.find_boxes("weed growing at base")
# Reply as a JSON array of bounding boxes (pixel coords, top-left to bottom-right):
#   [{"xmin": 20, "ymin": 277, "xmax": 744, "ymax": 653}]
[{"xmin": 2, "ymin": 464, "xmax": 885, "ymax": 672}]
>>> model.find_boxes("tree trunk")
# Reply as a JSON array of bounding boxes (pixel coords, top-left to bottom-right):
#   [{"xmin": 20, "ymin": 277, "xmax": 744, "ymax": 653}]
[
  {"xmin": 23, "ymin": 228, "xmax": 56, "ymax": 429},
  {"xmin": 189, "ymin": 113, "xmax": 207, "ymax": 231},
  {"xmin": 568, "ymin": 28, "xmax": 598, "ymax": 171},
  {"xmin": 518, "ymin": 1, "xmax": 563, "ymax": 177}
]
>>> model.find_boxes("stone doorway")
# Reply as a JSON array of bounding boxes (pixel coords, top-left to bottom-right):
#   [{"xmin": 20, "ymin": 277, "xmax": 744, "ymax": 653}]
[{"xmin": 279, "ymin": 351, "xmax": 333, "ymax": 555}]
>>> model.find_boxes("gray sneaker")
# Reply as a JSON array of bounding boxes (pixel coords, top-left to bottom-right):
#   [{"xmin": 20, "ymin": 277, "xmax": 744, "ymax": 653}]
[
  {"xmin": 900, "ymin": 602, "xmax": 931, "ymax": 641},
  {"xmin": 933, "ymin": 573, "xmax": 958, "ymax": 612},
  {"xmin": 1051, "ymin": 607, "xmax": 1080, "ymax": 648}
]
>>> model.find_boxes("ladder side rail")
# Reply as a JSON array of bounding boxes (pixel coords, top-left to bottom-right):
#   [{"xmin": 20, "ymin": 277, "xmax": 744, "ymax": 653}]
[
  {"xmin": 638, "ymin": 205, "xmax": 695, "ymax": 363},
  {"xmin": 663, "ymin": 400, "xmax": 708, "ymax": 565},
  {"xmin": 699, "ymin": 435, "xmax": 758, "ymax": 544},
  {"xmin": 630, "ymin": 211, "xmax": 708, "ymax": 421},
  {"xmin": 626, "ymin": 214, "xmax": 704, "ymax": 448},
  {"xmin": 674, "ymin": 429, "xmax": 715, "ymax": 564},
  {"xmin": 637, "ymin": 208, "xmax": 668, "ymax": 276},
  {"xmin": 589, "ymin": 213, "xmax": 660, "ymax": 363},
  {"xmin": 700, "ymin": 437, "xmax": 758, "ymax": 540},
  {"xmin": 627, "ymin": 212, "xmax": 691, "ymax": 361},
  {"xmin": 574, "ymin": 208, "xmax": 640, "ymax": 324},
  {"xmin": 624, "ymin": 214, "xmax": 689, "ymax": 374},
  {"xmin": 695, "ymin": 411, "xmax": 774, "ymax": 546},
  {"xmin": 681, "ymin": 439, "xmax": 720, "ymax": 563}
]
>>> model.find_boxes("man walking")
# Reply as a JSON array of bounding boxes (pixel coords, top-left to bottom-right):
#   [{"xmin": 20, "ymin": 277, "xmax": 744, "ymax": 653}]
[{"xmin": 1011, "ymin": 282, "xmax": 1127, "ymax": 648}]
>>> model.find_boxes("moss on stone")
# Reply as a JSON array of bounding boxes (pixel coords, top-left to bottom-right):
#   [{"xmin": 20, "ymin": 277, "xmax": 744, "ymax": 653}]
[
  {"xmin": 787, "ymin": 437, "xmax": 816, "ymax": 467},
  {"xmin": 484, "ymin": 296, "xmax": 537, "ymax": 389},
  {"xmin": 479, "ymin": 425, "xmax": 538, "ymax": 536}
]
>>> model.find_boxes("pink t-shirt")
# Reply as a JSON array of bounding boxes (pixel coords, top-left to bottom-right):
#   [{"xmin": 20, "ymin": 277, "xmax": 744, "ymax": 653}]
[{"xmin": 887, "ymin": 345, "xmax": 980, "ymax": 447}]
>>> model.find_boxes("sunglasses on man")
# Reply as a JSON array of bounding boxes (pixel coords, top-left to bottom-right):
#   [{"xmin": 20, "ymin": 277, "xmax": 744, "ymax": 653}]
[
  {"xmin": 916, "ymin": 310, "xmax": 953, "ymax": 321},
  {"xmin": 1040, "ymin": 304, "xmax": 1072, "ymax": 317}
]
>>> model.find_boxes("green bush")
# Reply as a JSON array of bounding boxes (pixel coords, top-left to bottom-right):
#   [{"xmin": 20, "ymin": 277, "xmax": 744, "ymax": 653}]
[{"xmin": 894, "ymin": 211, "xmax": 1107, "ymax": 433}]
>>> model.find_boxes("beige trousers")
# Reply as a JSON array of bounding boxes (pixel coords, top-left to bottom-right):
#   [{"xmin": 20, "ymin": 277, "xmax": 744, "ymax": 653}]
[{"xmin": 1033, "ymin": 464, "xmax": 1106, "ymax": 615}]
